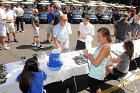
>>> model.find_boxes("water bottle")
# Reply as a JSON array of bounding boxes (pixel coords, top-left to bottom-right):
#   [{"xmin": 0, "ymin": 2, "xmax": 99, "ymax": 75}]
[{"xmin": 40, "ymin": 52, "xmax": 47, "ymax": 61}]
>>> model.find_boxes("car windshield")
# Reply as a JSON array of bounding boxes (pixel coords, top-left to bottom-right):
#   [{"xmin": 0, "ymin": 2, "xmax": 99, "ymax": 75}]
[
  {"xmin": 101, "ymin": 15, "xmax": 109, "ymax": 18},
  {"xmin": 73, "ymin": 15, "xmax": 82, "ymax": 18},
  {"xmin": 85, "ymin": 15, "xmax": 96, "ymax": 18},
  {"xmin": 40, "ymin": 13, "xmax": 47, "ymax": 17},
  {"xmin": 24, "ymin": 13, "xmax": 32, "ymax": 17}
]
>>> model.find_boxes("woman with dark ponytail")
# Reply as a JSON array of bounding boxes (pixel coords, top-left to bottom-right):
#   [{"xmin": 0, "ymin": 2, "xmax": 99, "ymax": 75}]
[
  {"xmin": 17, "ymin": 56, "xmax": 47, "ymax": 93},
  {"xmin": 106, "ymin": 40, "xmax": 134, "ymax": 78}
]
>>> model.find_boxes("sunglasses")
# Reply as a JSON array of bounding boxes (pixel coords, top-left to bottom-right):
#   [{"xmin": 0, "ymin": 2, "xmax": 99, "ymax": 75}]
[
  {"xmin": 5, "ymin": 6, "xmax": 10, "ymax": 7},
  {"xmin": 62, "ymin": 19, "xmax": 67, "ymax": 21}
]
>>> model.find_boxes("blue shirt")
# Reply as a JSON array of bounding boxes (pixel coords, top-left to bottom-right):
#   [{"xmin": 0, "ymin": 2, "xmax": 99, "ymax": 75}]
[
  {"xmin": 54, "ymin": 11, "xmax": 60, "ymax": 25},
  {"xmin": 17, "ymin": 71, "xmax": 47, "ymax": 93},
  {"xmin": 47, "ymin": 12, "xmax": 54, "ymax": 24}
]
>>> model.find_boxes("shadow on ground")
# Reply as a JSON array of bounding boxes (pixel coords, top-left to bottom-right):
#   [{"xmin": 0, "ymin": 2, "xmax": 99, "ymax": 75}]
[
  {"xmin": 101, "ymin": 82, "xmax": 125, "ymax": 93},
  {"xmin": 16, "ymin": 45, "xmax": 54, "ymax": 52}
]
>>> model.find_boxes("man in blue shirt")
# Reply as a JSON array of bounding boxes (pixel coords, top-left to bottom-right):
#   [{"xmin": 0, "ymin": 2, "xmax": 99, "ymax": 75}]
[
  {"xmin": 53, "ymin": 6, "xmax": 60, "ymax": 26},
  {"xmin": 46, "ymin": 7, "xmax": 54, "ymax": 44}
]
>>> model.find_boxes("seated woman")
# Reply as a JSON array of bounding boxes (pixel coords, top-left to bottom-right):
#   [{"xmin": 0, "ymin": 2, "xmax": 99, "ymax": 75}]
[
  {"xmin": 106, "ymin": 40, "xmax": 134, "ymax": 79},
  {"xmin": 17, "ymin": 56, "xmax": 47, "ymax": 93},
  {"xmin": 83, "ymin": 27, "xmax": 111, "ymax": 93}
]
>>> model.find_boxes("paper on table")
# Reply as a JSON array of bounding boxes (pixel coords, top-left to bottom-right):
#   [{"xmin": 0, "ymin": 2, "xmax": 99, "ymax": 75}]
[{"xmin": 86, "ymin": 35, "xmax": 93, "ymax": 50}]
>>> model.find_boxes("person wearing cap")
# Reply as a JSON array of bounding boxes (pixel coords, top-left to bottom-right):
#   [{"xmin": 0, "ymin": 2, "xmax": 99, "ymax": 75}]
[
  {"xmin": 0, "ymin": 2, "xmax": 10, "ymax": 50},
  {"xmin": 114, "ymin": 13, "xmax": 131, "ymax": 43},
  {"xmin": 75, "ymin": 16, "xmax": 94, "ymax": 50},
  {"xmin": 53, "ymin": 14, "xmax": 72, "ymax": 52},
  {"xmin": 31, "ymin": 9, "xmax": 44, "ymax": 49},
  {"xmin": 53, "ymin": 6, "xmax": 61, "ymax": 26},
  {"xmin": 4, "ymin": 4, "xmax": 17, "ymax": 43},
  {"xmin": 129, "ymin": 7, "xmax": 136, "ymax": 17},
  {"xmin": 14, "ymin": 3, "xmax": 24, "ymax": 33}
]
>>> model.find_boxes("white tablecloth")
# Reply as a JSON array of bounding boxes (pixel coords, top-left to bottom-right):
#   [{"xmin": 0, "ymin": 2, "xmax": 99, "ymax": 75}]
[{"xmin": 0, "ymin": 40, "xmax": 140, "ymax": 93}]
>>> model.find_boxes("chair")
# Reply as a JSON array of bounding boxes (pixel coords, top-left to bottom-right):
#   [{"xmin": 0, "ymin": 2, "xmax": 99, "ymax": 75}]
[{"xmin": 116, "ymin": 69, "xmax": 140, "ymax": 93}]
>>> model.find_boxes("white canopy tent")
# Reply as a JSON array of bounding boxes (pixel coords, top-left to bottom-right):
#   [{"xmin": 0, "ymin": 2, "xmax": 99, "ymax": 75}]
[
  {"xmin": 26, "ymin": 0, "xmax": 35, "ymax": 1},
  {"xmin": 11, "ymin": 0, "xmax": 22, "ymax": 1},
  {"xmin": 3, "ymin": 1, "xmax": 17, "ymax": 4},
  {"xmin": 65, "ymin": 2, "xmax": 73, "ymax": 4},
  {"xmin": 21, "ymin": 2, "xmax": 33, "ymax": 4},
  {"xmin": 52, "ymin": 1, "xmax": 61, "ymax": 3},
  {"xmin": 85, "ymin": 3, "xmax": 97, "ymax": 7},
  {"xmin": 40, "ymin": 1, "xmax": 49, "ymax": 3},
  {"xmin": 55, "ymin": 3, "xmax": 67, "ymax": 5},
  {"xmin": 38, "ymin": 2, "xmax": 50, "ymax": 5},
  {"xmin": 71, "ymin": 3, "xmax": 83, "ymax": 6}
]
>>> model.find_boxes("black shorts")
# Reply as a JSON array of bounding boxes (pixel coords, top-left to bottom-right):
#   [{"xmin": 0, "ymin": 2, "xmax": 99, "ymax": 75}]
[
  {"xmin": 75, "ymin": 40, "xmax": 86, "ymax": 50},
  {"xmin": 88, "ymin": 76, "xmax": 103, "ymax": 93},
  {"xmin": 113, "ymin": 68, "xmax": 127, "ymax": 78}
]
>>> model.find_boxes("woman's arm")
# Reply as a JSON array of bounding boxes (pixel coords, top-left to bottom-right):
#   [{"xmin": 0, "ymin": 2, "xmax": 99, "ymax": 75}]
[
  {"xmin": 84, "ymin": 46, "xmax": 110, "ymax": 67},
  {"xmin": 111, "ymin": 50, "xmax": 121, "ymax": 57},
  {"xmin": 109, "ymin": 51, "xmax": 122, "ymax": 63}
]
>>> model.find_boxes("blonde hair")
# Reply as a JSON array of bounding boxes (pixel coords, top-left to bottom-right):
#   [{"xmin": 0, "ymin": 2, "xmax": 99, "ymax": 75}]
[{"xmin": 60, "ymin": 14, "xmax": 68, "ymax": 20}]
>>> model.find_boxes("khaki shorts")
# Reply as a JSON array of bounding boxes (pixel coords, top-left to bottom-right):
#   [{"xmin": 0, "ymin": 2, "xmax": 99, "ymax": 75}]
[
  {"xmin": 33, "ymin": 27, "xmax": 40, "ymax": 36},
  {"xmin": 47, "ymin": 24, "xmax": 53, "ymax": 33},
  {"xmin": 6, "ymin": 23, "xmax": 15, "ymax": 33}
]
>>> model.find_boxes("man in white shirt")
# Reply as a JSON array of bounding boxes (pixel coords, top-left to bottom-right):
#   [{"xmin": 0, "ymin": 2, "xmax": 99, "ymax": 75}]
[
  {"xmin": 0, "ymin": 2, "xmax": 10, "ymax": 50},
  {"xmin": 53, "ymin": 14, "xmax": 72, "ymax": 52},
  {"xmin": 14, "ymin": 3, "xmax": 24, "ymax": 32},
  {"xmin": 5, "ymin": 4, "xmax": 17, "ymax": 43},
  {"xmin": 75, "ymin": 16, "xmax": 94, "ymax": 50}
]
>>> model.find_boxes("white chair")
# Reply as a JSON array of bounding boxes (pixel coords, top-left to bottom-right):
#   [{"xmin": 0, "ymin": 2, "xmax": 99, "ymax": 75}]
[{"xmin": 117, "ymin": 69, "xmax": 140, "ymax": 93}]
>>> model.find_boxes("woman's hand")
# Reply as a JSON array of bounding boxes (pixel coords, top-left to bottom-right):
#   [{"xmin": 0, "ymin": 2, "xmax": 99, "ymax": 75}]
[
  {"xmin": 112, "ymin": 58, "xmax": 121, "ymax": 63},
  {"xmin": 83, "ymin": 49, "xmax": 89, "ymax": 57},
  {"xmin": 79, "ymin": 35, "xmax": 86, "ymax": 39},
  {"xmin": 88, "ymin": 54, "xmax": 93, "ymax": 59}
]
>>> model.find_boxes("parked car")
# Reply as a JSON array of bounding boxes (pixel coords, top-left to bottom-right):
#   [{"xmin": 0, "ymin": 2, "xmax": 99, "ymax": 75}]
[
  {"xmin": 98, "ymin": 14, "xmax": 111, "ymax": 24},
  {"xmin": 23, "ymin": 13, "xmax": 33, "ymax": 23},
  {"xmin": 39, "ymin": 12, "xmax": 48, "ymax": 23},
  {"xmin": 71, "ymin": 14, "xmax": 83, "ymax": 24},
  {"xmin": 85, "ymin": 14, "xmax": 98, "ymax": 24}
]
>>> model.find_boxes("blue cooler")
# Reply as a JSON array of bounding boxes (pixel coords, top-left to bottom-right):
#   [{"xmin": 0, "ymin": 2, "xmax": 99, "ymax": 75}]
[{"xmin": 47, "ymin": 49, "xmax": 63, "ymax": 71}]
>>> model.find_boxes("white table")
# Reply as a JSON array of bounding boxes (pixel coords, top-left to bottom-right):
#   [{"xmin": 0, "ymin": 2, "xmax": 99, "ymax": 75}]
[{"xmin": 0, "ymin": 40, "xmax": 140, "ymax": 93}]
